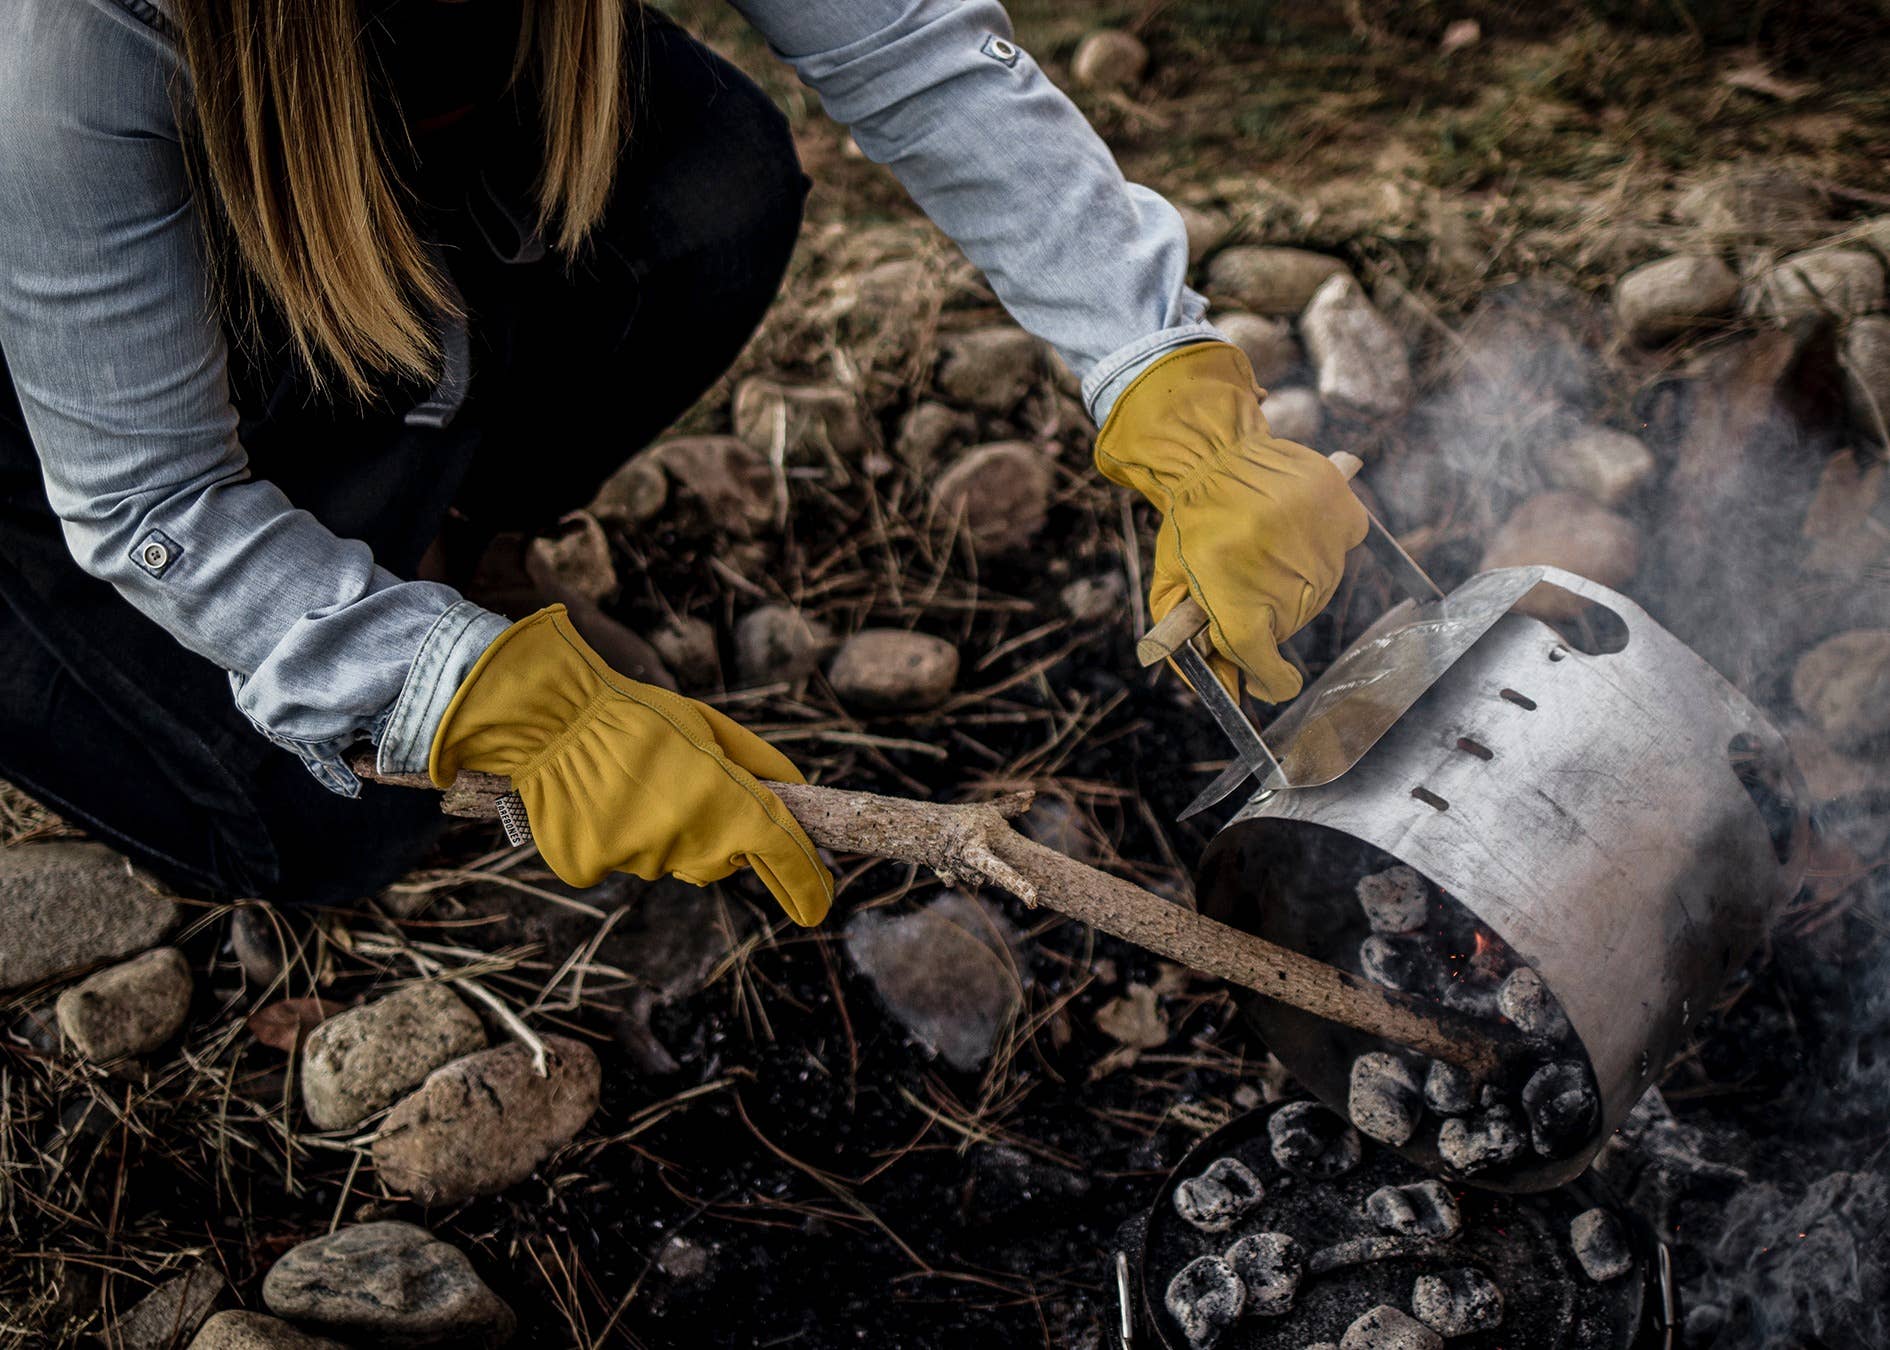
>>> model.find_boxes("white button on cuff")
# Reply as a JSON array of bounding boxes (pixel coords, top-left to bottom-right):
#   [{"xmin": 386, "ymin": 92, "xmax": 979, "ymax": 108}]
[{"xmin": 131, "ymin": 530, "xmax": 182, "ymax": 578}]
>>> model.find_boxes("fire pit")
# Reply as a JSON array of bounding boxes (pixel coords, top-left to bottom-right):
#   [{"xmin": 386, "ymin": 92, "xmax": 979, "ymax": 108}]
[{"xmin": 1116, "ymin": 1101, "xmax": 1675, "ymax": 1349}]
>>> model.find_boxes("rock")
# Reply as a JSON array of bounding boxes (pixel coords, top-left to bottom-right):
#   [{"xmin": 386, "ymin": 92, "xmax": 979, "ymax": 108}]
[
  {"xmin": 828, "ymin": 629, "xmax": 959, "ymax": 712},
  {"xmin": 929, "ymin": 441, "xmax": 1053, "ymax": 555},
  {"xmin": 1613, "ymin": 254, "xmax": 1740, "ymax": 344},
  {"xmin": 1340, "ymin": 1304, "xmax": 1444, "ymax": 1350},
  {"xmin": 371, "ymin": 1036, "xmax": 601, "ymax": 1205},
  {"xmin": 0, "ymin": 842, "xmax": 177, "ymax": 992},
  {"xmin": 1174, "ymin": 203, "xmax": 1230, "ymax": 264},
  {"xmin": 645, "ymin": 436, "xmax": 775, "ymax": 539},
  {"xmin": 1059, "ymin": 573, "xmax": 1126, "ymax": 626},
  {"xmin": 1676, "ymin": 170, "xmax": 1826, "ymax": 249},
  {"xmin": 523, "ymin": 513, "xmax": 615, "ymax": 604},
  {"xmin": 1542, "ymin": 427, "xmax": 1657, "ymax": 506},
  {"xmin": 230, "ymin": 906, "xmax": 288, "ymax": 987},
  {"xmin": 648, "ymin": 616, "xmax": 721, "ymax": 692},
  {"xmin": 262, "ymin": 1222, "xmax": 515, "ymax": 1347},
  {"xmin": 845, "ymin": 891, "xmax": 1025, "ymax": 1071},
  {"xmin": 585, "ymin": 452, "xmax": 667, "ymax": 527},
  {"xmin": 1479, "ymin": 492, "xmax": 1642, "ymax": 620},
  {"xmin": 189, "ymin": 1312, "xmax": 350, "ymax": 1350},
  {"xmin": 300, "ymin": 983, "xmax": 486, "ymax": 1132},
  {"xmin": 1071, "ymin": 29, "xmax": 1148, "ymax": 91},
  {"xmin": 654, "ymin": 1235, "xmax": 715, "ymax": 1284},
  {"xmin": 732, "ymin": 378, "xmax": 871, "ymax": 464},
  {"xmin": 116, "ymin": 1263, "xmax": 227, "ymax": 1349},
  {"xmin": 1746, "ymin": 248, "xmax": 1887, "ymax": 324},
  {"xmin": 1207, "ymin": 247, "xmax": 1351, "ymax": 315},
  {"xmin": 1793, "ymin": 629, "xmax": 1890, "ymax": 749},
  {"xmin": 1842, "ymin": 314, "xmax": 1890, "ymax": 434},
  {"xmin": 733, "ymin": 605, "xmax": 832, "ymax": 686},
  {"xmin": 55, "ymin": 947, "xmax": 191, "ymax": 1061},
  {"xmin": 935, "ymin": 327, "xmax": 1041, "ymax": 413},
  {"xmin": 1302, "ymin": 273, "xmax": 1414, "ymax": 418},
  {"xmin": 607, "ymin": 877, "xmax": 758, "ymax": 1001},
  {"xmin": 893, "ymin": 401, "xmax": 975, "ymax": 472},
  {"xmin": 1214, "ymin": 312, "xmax": 1300, "ymax": 386},
  {"xmin": 1260, "ymin": 387, "xmax": 1322, "ymax": 445}
]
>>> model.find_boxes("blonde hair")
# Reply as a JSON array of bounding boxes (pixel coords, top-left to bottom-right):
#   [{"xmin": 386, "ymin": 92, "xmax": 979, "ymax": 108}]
[{"xmin": 173, "ymin": 0, "xmax": 629, "ymax": 398}]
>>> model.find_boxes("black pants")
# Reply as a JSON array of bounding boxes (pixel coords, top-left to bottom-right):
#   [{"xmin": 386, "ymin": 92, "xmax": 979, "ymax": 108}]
[{"xmin": 0, "ymin": 18, "xmax": 807, "ymax": 904}]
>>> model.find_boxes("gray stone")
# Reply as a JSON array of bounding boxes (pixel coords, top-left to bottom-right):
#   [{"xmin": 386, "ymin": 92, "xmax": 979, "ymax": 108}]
[
  {"xmin": 115, "ymin": 1263, "xmax": 227, "ymax": 1349},
  {"xmin": 1072, "ymin": 29, "xmax": 1148, "ymax": 90},
  {"xmin": 371, "ymin": 1036, "xmax": 601, "ymax": 1205},
  {"xmin": 929, "ymin": 441, "xmax": 1053, "ymax": 555},
  {"xmin": 648, "ymin": 616, "xmax": 721, "ymax": 692},
  {"xmin": 611, "ymin": 878, "xmax": 758, "ymax": 1000},
  {"xmin": 828, "ymin": 629, "xmax": 960, "ymax": 712},
  {"xmin": 55, "ymin": 947, "xmax": 191, "ymax": 1061},
  {"xmin": 1479, "ymin": 491, "xmax": 1641, "ymax": 620},
  {"xmin": 845, "ymin": 891, "xmax": 1025, "ymax": 1071},
  {"xmin": 1842, "ymin": 315, "xmax": 1890, "ymax": 435},
  {"xmin": 1302, "ymin": 273, "xmax": 1414, "ymax": 418},
  {"xmin": 1746, "ymin": 248, "xmax": 1886, "ymax": 324},
  {"xmin": 1207, "ymin": 247, "xmax": 1351, "ymax": 315},
  {"xmin": 731, "ymin": 378, "xmax": 871, "ymax": 464},
  {"xmin": 1214, "ymin": 312, "xmax": 1300, "ymax": 387},
  {"xmin": 1174, "ymin": 203, "xmax": 1230, "ymax": 264},
  {"xmin": 1543, "ymin": 427, "xmax": 1657, "ymax": 506},
  {"xmin": 585, "ymin": 453, "xmax": 667, "ymax": 527},
  {"xmin": 936, "ymin": 327, "xmax": 1041, "ymax": 413},
  {"xmin": 1411, "ymin": 1267, "xmax": 1504, "ymax": 1336},
  {"xmin": 524, "ymin": 514, "xmax": 615, "ymax": 604},
  {"xmin": 1356, "ymin": 864, "xmax": 1428, "ymax": 933},
  {"xmin": 262, "ymin": 1222, "xmax": 515, "ymax": 1347},
  {"xmin": 1570, "ymin": 1207, "xmax": 1634, "ymax": 1282},
  {"xmin": 1260, "ymin": 386, "xmax": 1322, "ymax": 445},
  {"xmin": 1792, "ymin": 629, "xmax": 1890, "ymax": 749},
  {"xmin": 1340, "ymin": 1304, "xmax": 1443, "ymax": 1350},
  {"xmin": 734, "ymin": 604, "xmax": 832, "ymax": 687},
  {"xmin": 0, "ymin": 842, "xmax": 177, "ymax": 992},
  {"xmin": 188, "ymin": 1312, "xmax": 349, "ymax": 1350},
  {"xmin": 1348, "ymin": 1052, "xmax": 1424, "ymax": 1146},
  {"xmin": 1614, "ymin": 254, "xmax": 1740, "ymax": 344},
  {"xmin": 300, "ymin": 983, "xmax": 486, "ymax": 1132},
  {"xmin": 645, "ymin": 436, "xmax": 776, "ymax": 539},
  {"xmin": 893, "ymin": 401, "xmax": 975, "ymax": 472}
]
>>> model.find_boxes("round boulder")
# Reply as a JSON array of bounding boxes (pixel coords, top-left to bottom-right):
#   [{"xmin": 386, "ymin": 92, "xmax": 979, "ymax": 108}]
[
  {"xmin": 1207, "ymin": 246, "xmax": 1351, "ymax": 316},
  {"xmin": 1614, "ymin": 255, "xmax": 1740, "ymax": 345},
  {"xmin": 262, "ymin": 1222, "xmax": 515, "ymax": 1348},
  {"xmin": 828, "ymin": 629, "xmax": 960, "ymax": 712},
  {"xmin": 55, "ymin": 946, "xmax": 191, "ymax": 1062},
  {"xmin": 300, "ymin": 983, "xmax": 487, "ymax": 1132},
  {"xmin": 929, "ymin": 441, "xmax": 1053, "ymax": 555}
]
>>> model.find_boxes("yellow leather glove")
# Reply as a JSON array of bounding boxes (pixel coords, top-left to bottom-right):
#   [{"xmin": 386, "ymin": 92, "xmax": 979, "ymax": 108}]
[
  {"xmin": 1095, "ymin": 342, "xmax": 1368, "ymax": 702},
  {"xmin": 429, "ymin": 606, "xmax": 833, "ymax": 926}
]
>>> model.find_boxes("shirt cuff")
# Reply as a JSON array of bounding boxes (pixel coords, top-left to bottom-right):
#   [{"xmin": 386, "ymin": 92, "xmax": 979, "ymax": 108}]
[
  {"xmin": 1081, "ymin": 320, "xmax": 1227, "ymax": 425},
  {"xmin": 375, "ymin": 600, "xmax": 513, "ymax": 777}
]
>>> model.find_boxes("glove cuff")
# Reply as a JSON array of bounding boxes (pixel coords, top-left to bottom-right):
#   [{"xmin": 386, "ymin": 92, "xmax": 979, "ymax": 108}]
[{"xmin": 1093, "ymin": 341, "xmax": 1267, "ymax": 506}]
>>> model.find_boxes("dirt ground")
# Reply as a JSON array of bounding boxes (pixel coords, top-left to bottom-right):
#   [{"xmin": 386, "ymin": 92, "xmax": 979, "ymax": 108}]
[{"xmin": 3, "ymin": 3, "xmax": 1889, "ymax": 1347}]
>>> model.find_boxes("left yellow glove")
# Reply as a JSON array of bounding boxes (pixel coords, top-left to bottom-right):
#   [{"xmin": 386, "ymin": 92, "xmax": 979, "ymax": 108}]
[
  {"xmin": 429, "ymin": 606, "xmax": 833, "ymax": 926},
  {"xmin": 1095, "ymin": 342, "xmax": 1368, "ymax": 702}
]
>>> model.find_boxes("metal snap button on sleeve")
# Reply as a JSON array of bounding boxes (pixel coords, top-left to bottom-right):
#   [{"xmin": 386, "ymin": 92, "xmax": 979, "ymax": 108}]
[{"xmin": 981, "ymin": 34, "xmax": 1021, "ymax": 67}]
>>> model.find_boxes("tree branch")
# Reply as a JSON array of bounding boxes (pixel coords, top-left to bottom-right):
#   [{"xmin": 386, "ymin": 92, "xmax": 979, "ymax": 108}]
[{"xmin": 356, "ymin": 759, "xmax": 1514, "ymax": 1076}]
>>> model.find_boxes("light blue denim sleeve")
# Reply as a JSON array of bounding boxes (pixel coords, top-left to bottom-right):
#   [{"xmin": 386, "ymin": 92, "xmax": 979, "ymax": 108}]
[
  {"xmin": 0, "ymin": 0, "xmax": 507, "ymax": 795},
  {"xmin": 728, "ymin": 0, "xmax": 1222, "ymax": 424}
]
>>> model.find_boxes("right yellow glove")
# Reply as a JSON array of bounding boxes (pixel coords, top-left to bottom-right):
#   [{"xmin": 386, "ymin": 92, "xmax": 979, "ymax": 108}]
[
  {"xmin": 429, "ymin": 606, "xmax": 833, "ymax": 926},
  {"xmin": 1095, "ymin": 342, "xmax": 1367, "ymax": 702}
]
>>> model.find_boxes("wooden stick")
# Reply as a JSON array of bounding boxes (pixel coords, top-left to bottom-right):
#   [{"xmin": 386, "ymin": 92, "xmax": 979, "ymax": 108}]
[{"xmin": 358, "ymin": 758, "xmax": 1513, "ymax": 1076}]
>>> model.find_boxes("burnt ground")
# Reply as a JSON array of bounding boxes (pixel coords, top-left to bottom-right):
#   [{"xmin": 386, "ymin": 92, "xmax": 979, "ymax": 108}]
[{"xmin": 4, "ymin": 3, "xmax": 1890, "ymax": 1347}]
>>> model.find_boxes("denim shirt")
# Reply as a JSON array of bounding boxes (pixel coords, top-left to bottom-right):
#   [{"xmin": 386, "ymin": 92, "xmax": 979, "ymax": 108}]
[{"xmin": 0, "ymin": 0, "xmax": 1216, "ymax": 795}]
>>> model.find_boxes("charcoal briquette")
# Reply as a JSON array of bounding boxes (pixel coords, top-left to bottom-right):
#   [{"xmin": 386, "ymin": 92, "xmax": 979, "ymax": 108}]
[
  {"xmin": 1172, "ymin": 1156, "xmax": 1265, "ymax": 1232},
  {"xmin": 1521, "ymin": 1059, "xmax": 1600, "ymax": 1158},
  {"xmin": 1355, "ymin": 864, "xmax": 1431, "ymax": 933},
  {"xmin": 1570, "ymin": 1207, "xmax": 1634, "ymax": 1282},
  {"xmin": 1225, "ymin": 1231, "xmax": 1304, "ymax": 1317},
  {"xmin": 1497, "ymin": 966, "xmax": 1571, "ymax": 1040},
  {"xmin": 1339, "ymin": 1303, "xmax": 1445, "ymax": 1350},
  {"xmin": 1358, "ymin": 934, "xmax": 1433, "ymax": 992},
  {"xmin": 1423, "ymin": 1059, "xmax": 1475, "ymax": 1116},
  {"xmin": 1438, "ymin": 1105, "xmax": 1526, "ymax": 1174},
  {"xmin": 1411, "ymin": 1267, "xmax": 1504, "ymax": 1336},
  {"xmin": 1348, "ymin": 1052, "xmax": 1425, "ymax": 1146},
  {"xmin": 1267, "ymin": 1100, "xmax": 1363, "ymax": 1179},
  {"xmin": 1364, "ymin": 1179, "xmax": 1461, "ymax": 1237},
  {"xmin": 1165, "ymin": 1254, "xmax": 1244, "ymax": 1348}
]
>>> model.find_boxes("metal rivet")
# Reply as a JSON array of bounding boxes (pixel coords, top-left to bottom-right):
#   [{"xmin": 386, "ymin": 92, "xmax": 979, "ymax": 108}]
[
  {"xmin": 142, "ymin": 542, "xmax": 170, "ymax": 569},
  {"xmin": 990, "ymin": 37, "xmax": 1016, "ymax": 59}
]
